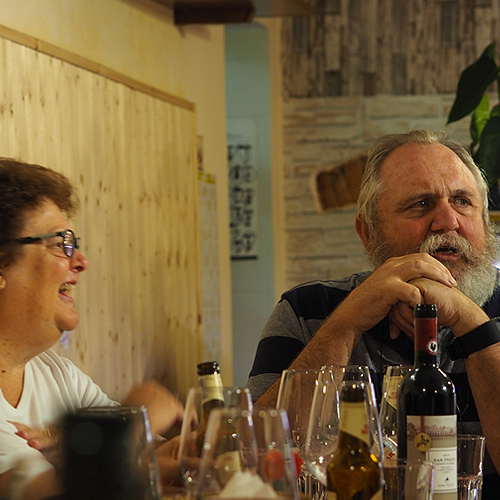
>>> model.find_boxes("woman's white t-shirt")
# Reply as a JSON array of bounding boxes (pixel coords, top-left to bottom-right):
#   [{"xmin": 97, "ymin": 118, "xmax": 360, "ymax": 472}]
[{"xmin": 0, "ymin": 349, "xmax": 118, "ymax": 499}]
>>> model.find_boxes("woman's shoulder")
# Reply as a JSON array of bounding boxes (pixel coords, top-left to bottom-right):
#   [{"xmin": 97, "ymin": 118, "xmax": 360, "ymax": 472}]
[{"xmin": 28, "ymin": 350, "xmax": 82, "ymax": 378}]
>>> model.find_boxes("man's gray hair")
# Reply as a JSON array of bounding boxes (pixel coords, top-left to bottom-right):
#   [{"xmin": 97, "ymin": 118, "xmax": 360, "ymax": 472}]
[{"xmin": 357, "ymin": 129, "xmax": 490, "ymax": 230}]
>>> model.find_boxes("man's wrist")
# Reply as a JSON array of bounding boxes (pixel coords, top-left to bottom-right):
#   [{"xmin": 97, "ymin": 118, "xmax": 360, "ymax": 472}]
[{"xmin": 447, "ymin": 320, "xmax": 500, "ymax": 360}]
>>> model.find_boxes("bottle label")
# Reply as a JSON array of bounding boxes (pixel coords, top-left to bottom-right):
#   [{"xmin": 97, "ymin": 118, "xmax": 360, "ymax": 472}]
[
  {"xmin": 385, "ymin": 375, "xmax": 401, "ymax": 410},
  {"xmin": 406, "ymin": 415, "xmax": 457, "ymax": 497},
  {"xmin": 200, "ymin": 373, "xmax": 224, "ymax": 404},
  {"xmin": 339, "ymin": 401, "xmax": 370, "ymax": 446},
  {"xmin": 415, "ymin": 318, "xmax": 438, "ymax": 356}
]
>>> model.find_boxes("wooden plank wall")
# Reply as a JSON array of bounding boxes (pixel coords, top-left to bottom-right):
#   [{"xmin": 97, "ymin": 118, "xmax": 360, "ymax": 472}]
[
  {"xmin": 282, "ymin": 0, "xmax": 500, "ymax": 98},
  {"xmin": 0, "ymin": 35, "xmax": 202, "ymax": 401}
]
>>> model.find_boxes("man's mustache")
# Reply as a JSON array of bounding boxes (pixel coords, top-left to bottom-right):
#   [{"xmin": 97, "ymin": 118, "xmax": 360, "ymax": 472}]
[{"xmin": 418, "ymin": 233, "xmax": 473, "ymax": 262}]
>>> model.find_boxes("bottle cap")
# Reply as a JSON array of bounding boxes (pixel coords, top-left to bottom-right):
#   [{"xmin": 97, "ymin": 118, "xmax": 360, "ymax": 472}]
[
  {"xmin": 414, "ymin": 304, "xmax": 437, "ymax": 319},
  {"xmin": 197, "ymin": 361, "xmax": 220, "ymax": 376}
]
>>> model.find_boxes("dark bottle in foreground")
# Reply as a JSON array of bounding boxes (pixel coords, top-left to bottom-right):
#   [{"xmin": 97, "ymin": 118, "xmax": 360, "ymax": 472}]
[
  {"xmin": 196, "ymin": 360, "xmax": 225, "ymax": 453},
  {"xmin": 326, "ymin": 383, "xmax": 382, "ymax": 500},
  {"xmin": 397, "ymin": 304, "xmax": 457, "ymax": 500}
]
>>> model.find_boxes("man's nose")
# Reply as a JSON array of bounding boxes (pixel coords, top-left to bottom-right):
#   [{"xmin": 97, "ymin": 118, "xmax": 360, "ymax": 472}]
[{"xmin": 430, "ymin": 202, "xmax": 460, "ymax": 233}]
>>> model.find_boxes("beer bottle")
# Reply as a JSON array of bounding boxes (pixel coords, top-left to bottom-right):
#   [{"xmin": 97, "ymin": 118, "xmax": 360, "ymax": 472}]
[
  {"xmin": 196, "ymin": 361, "xmax": 225, "ymax": 453},
  {"xmin": 326, "ymin": 383, "xmax": 382, "ymax": 500}
]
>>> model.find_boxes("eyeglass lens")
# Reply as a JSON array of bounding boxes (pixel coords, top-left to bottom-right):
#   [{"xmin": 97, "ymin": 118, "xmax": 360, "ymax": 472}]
[{"xmin": 63, "ymin": 231, "xmax": 76, "ymax": 258}]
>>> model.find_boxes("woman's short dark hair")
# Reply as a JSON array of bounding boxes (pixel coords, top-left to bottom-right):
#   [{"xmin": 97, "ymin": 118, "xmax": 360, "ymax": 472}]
[{"xmin": 0, "ymin": 158, "xmax": 78, "ymax": 268}]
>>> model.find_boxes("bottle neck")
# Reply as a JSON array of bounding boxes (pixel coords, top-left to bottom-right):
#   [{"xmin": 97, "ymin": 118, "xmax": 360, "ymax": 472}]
[
  {"xmin": 414, "ymin": 317, "xmax": 438, "ymax": 367},
  {"xmin": 199, "ymin": 372, "xmax": 224, "ymax": 406}
]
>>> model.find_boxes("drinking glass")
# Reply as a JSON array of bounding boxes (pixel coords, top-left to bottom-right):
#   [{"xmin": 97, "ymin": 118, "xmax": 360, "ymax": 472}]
[
  {"xmin": 326, "ymin": 365, "xmax": 383, "ymax": 460},
  {"xmin": 196, "ymin": 406, "xmax": 259, "ymax": 497},
  {"xmin": 177, "ymin": 387, "xmax": 253, "ymax": 492},
  {"xmin": 62, "ymin": 406, "xmax": 161, "ymax": 500},
  {"xmin": 457, "ymin": 434, "xmax": 486, "ymax": 500},
  {"xmin": 304, "ymin": 368, "xmax": 340, "ymax": 486},
  {"xmin": 253, "ymin": 408, "xmax": 300, "ymax": 500},
  {"xmin": 379, "ymin": 365, "xmax": 412, "ymax": 462},
  {"xmin": 277, "ymin": 368, "xmax": 331, "ymax": 499},
  {"xmin": 383, "ymin": 459, "xmax": 434, "ymax": 500}
]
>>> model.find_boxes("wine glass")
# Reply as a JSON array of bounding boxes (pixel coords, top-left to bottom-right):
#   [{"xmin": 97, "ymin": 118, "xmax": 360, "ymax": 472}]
[
  {"xmin": 304, "ymin": 368, "xmax": 340, "ymax": 486},
  {"xmin": 379, "ymin": 365, "xmax": 412, "ymax": 462},
  {"xmin": 196, "ymin": 406, "xmax": 258, "ymax": 497},
  {"xmin": 326, "ymin": 365, "xmax": 383, "ymax": 460},
  {"xmin": 276, "ymin": 368, "xmax": 332, "ymax": 499},
  {"xmin": 253, "ymin": 408, "xmax": 300, "ymax": 500},
  {"xmin": 177, "ymin": 386, "xmax": 252, "ymax": 492}
]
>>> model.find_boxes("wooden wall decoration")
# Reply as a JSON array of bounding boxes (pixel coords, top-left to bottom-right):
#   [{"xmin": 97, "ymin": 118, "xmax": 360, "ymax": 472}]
[
  {"xmin": 0, "ymin": 31, "xmax": 201, "ymax": 402},
  {"xmin": 282, "ymin": 0, "xmax": 500, "ymax": 98}
]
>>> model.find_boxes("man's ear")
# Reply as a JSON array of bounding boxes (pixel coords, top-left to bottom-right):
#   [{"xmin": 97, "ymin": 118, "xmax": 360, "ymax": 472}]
[
  {"xmin": 355, "ymin": 214, "xmax": 371, "ymax": 252},
  {"xmin": 0, "ymin": 274, "xmax": 5, "ymax": 290}
]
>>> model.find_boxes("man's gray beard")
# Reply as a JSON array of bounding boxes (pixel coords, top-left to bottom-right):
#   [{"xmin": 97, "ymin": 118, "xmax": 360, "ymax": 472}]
[{"xmin": 367, "ymin": 225, "xmax": 499, "ymax": 306}]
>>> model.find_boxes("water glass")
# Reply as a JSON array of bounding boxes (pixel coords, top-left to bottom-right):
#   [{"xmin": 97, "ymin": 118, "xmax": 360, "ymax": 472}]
[
  {"xmin": 62, "ymin": 406, "xmax": 161, "ymax": 500},
  {"xmin": 383, "ymin": 459, "xmax": 434, "ymax": 500},
  {"xmin": 457, "ymin": 435, "xmax": 486, "ymax": 500}
]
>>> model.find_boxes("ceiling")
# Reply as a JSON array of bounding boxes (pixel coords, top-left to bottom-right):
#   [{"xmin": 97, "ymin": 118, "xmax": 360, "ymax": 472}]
[{"xmin": 152, "ymin": 0, "xmax": 316, "ymax": 24}]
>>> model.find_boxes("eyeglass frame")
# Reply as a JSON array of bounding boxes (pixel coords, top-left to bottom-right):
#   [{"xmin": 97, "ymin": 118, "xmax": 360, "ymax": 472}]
[{"xmin": 13, "ymin": 229, "xmax": 80, "ymax": 258}]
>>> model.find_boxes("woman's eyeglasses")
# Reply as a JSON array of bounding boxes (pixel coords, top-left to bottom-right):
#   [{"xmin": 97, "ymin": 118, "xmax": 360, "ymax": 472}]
[{"xmin": 14, "ymin": 229, "xmax": 80, "ymax": 258}]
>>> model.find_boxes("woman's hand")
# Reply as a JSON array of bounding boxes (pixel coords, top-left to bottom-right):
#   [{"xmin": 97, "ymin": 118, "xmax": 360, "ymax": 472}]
[
  {"xmin": 8, "ymin": 421, "xmax": 62, "ymax": 469},
  {"xmin": 156, "ymin": 436, "xmax": 184, "ymax": 487}
]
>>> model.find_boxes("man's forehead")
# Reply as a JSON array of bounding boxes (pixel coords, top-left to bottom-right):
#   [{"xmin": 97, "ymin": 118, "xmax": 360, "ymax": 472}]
[{"xmin": 377, "ymin": 143, "xmax": 482, "ymax": 202}]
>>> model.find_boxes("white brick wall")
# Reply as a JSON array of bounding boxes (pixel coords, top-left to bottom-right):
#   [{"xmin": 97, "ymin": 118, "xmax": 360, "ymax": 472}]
[{"xmin": 283, "ymin": 94, "xmax": 470, "ymax": 290}]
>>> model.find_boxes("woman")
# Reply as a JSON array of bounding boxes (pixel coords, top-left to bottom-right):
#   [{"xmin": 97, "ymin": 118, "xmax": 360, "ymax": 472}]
[{"xmin": 0, "ymin": 158, "xmax": 183, "ymax": 499}]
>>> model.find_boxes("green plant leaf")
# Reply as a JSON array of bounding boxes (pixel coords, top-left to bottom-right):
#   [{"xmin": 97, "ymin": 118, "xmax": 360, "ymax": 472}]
[
  {"xmin": 476, "ymin": 116, "xmax": 500, "ymax": 186},
  {"xmin": 447, "ymin": 42, "xmax": 499, "ymax": 124},
  {"xmin": 491, "ymin": 103, "xmax": 500, "ymax": 117},
  {"xmin": 470, "ymin": 93, "xmax": 490, "ymax": 149}
]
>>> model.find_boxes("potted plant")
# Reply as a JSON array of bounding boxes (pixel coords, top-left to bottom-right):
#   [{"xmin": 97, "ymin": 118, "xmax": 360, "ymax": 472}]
[{"xmin": 447, "ymin": 42, "xmax": 500, "ymax": 207}]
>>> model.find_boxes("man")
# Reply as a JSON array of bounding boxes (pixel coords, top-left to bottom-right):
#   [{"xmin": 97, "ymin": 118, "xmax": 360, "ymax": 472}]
[{"xmin": 247, "ymin": 130, "xmax": 500, "ymax": 494}]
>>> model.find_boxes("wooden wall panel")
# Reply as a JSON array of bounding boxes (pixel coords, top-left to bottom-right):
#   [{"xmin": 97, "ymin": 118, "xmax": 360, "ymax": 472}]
[
  {"xmin": 282, "ymin": 0, "xmax": 500, "ymax": 97},
  {"xmin": 0, "ymin": 36, "xmax": 201, "ymax": 401}
]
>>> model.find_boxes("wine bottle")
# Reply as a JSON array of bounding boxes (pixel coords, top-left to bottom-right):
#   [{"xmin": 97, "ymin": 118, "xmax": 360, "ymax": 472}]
[
  {"xmin": 397, "ymin": 304, "xmax": 457, "ymax": 500},
  {"xmin": 379, "ymin": 365, "xmax": 410, "ymax": 463},
  {"xmin": 196, "ymin": 361, "xmax": 225, "ymax": 453},
  {"xmin": 326, "ymin": 383, "xmax": 382, "ymax": 500}
]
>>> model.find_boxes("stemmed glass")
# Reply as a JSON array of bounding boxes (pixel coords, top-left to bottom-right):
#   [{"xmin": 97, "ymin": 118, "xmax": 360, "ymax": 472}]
[
  {"xmin": 379, "ymin": 365, "xmax": 412, "ymax": 462},
  {"xmin": 177, "ymin": 387, "xmax": 253, "ymax": 493},
  {"xmin": 252, "ymin": 408, "xmax": 300, "ymax": 500},
  {"xmin": 277, "ymin": 368, "xmax": 334, "ymax": 499},
  {"xmin": 304, "ymin": 369, "xmax": 340, "ymax": 486},
  {"xmin": 326, "ymin": 365, "xmax": 383, "ymax": 460}
]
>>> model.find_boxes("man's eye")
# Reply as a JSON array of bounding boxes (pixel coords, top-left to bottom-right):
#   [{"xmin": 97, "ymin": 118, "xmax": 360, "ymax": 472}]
[
  {"xmin": 455, "ymin": 197, "xmax": 471, "ymax": 207},
  {"xmin": 410, "ymin": 200, "xmax": 428, "ymax": 209}
]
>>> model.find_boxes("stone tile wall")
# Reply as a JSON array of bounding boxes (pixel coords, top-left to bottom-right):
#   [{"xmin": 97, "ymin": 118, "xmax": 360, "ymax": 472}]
[{"xmin": 282, "ymin": 94, "xmax": 470, "ymax": 291}]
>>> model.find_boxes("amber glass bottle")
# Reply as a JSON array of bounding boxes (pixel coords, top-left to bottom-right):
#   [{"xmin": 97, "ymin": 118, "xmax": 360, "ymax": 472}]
[
  {"xmin": 326, "ymin": 383, "xmax": 382, "ymax": 500},
  {"xmin": 196, "ymin": 361, "xmax": 225, "ymax": 453}
]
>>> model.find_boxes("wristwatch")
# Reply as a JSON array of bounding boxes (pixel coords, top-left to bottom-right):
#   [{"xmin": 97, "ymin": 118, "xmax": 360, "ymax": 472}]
[{"xmin": 447, "ymin": 320, "xmax": 500, "ymax": 360}]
